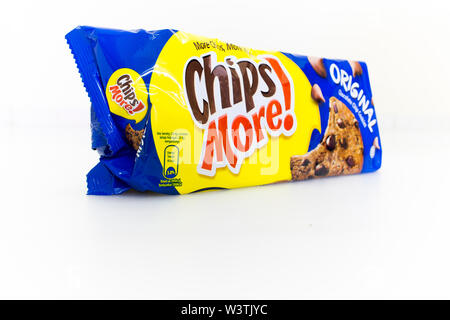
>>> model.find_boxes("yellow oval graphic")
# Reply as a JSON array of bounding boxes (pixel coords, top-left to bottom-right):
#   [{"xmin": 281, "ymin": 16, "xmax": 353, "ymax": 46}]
[{"xmin": 105, "ymin": 68, "xmax": 148, "ymax": 123}]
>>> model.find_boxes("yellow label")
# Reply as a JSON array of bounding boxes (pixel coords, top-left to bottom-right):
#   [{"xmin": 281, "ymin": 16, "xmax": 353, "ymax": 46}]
[
  {"xmin": 149, "ymin": 32, "xmax": 321, "ymax": 194},
  {"xmin": 105, "ymin": 68, "xmax": 148, "ymax": 123},
  {"xmin": 163, "ymin": 145, "xmax": 179, "ymax": 179}
]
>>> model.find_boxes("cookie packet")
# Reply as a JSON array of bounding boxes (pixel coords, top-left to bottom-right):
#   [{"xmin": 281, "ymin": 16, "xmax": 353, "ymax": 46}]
[{"xmin": 66, "ymin": 26, "xmax": 382, "ymax": 195}]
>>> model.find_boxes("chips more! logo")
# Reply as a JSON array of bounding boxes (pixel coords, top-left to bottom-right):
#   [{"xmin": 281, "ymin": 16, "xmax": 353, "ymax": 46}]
[
  {"xmin": 108, "ymin": 74, "xmax": 145, "ymax": 115},
  {"xmin": 183, "ymin": 52, "xmax": 297, "ymax": 176},
  {"xmin": 105, "ymin": 68, "xmax": 149, "ymax": 123}
]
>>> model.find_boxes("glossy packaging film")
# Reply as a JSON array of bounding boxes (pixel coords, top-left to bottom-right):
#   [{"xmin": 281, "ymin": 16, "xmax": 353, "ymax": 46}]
[{"xmin": 66, "ymin": 26, "xmax": 382, "ymax": 195}]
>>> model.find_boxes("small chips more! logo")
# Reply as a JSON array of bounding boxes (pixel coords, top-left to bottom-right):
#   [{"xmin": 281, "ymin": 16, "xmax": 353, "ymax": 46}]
[
  {"xmin": 108, "ymin": 74, "xmax": 145, "ymax": 115},
  {"xmin": 106, "ymin": 68, "xmax": 148, "ymax": 123},
  {"xmin": 183, "ymin": 52, "xmax": 297, "ymax": 176}
]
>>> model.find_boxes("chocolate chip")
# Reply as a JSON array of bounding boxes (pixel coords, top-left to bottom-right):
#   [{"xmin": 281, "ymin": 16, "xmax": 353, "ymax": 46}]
[
  {"xmin": 346, "ymin": 156, "xmax": 355, "ymax": 167},
  {"xmin": 326, "ymin": 135, "xmax": 336, "ymax": 151},
  {"xmin": 340, "ymin": 137, "xmax": 348, "ymax": 149},
  {"xmin": 301, "ymin": 159, "xmax": 311, "ymax": 167},
  {"xmin": 333, "ymin": 102, "xmax": 338, "ymax": 113},
  {"xmin": 349, "ymin": 61, "xmax": 363, "ymax": 77},
  {"xmin": 370, "ymin": 145, "xmax": 376, "ymax": 159},
  {"xmin": 337, "ymin": 118, "xmax": 345, "ymax": 128},
  {"xmin": 308, "ymin": 56, "xmax": 327, "ymax": 78},
  {"xmin": 354, "ymin": 121, "xmax": 359, "ymax": 129},
  {"xmin": 315, "ymin": 164, "xmax": 329, "ymax": 176},
  {"xmin": 373, "ymin": 136, "xmax": 380, "ymax": 150},
  {"xmin": 311, "ymin": 84, "xmax": 325, "ymax": 104}
]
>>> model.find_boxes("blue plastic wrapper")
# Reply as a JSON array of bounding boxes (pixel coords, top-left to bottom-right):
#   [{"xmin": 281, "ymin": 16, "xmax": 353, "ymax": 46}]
[{"xmin": 66, "ymin": 26, "xmax": 382, "ymax": 195}]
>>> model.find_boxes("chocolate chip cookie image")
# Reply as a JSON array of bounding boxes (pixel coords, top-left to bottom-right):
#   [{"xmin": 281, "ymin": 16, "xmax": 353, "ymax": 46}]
[
  {"xmin": 290, "ymin": 97, "xmax": 364, "ymax": 180},
  {"xmin": 125, "ymin": 124, "xmax": 144, "ymax": 151}
]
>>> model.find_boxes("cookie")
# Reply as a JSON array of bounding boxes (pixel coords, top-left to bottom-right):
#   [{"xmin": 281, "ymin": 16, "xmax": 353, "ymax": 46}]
[
  {"xmin": 125, "ymin": 124, "xmax": 144, "ymax": 151},
  {"xmin": 291, "ymin": 97, "xmax": 364, "ymax": 180}
]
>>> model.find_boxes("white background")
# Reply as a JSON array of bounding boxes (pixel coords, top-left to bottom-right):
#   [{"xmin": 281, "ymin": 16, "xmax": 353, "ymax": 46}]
[{"xmin": 0, "ymin": 0, "xmax": 449, "ymax": 299}]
